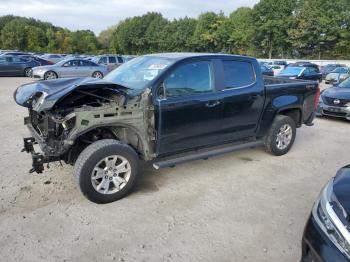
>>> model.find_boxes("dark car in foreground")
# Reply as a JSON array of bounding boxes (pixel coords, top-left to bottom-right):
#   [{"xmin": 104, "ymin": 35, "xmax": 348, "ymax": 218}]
[
  {"xmin": 14, "ymin": 53, "xmax": 319, "ymax": 203},
  {"xmin": 302, "ymin": 165, "xmax": 350, "ymax": 262},
  {"xmin": 317, "ymin": 76, "xmax": 350, "ymax": 120},
  {"xmin": 279, "ymin": 66, "xmax": 322, "ymax": 82},
  {"xmin": 0, "ymin": 55, "xmax": 40, "ymax": 76}
]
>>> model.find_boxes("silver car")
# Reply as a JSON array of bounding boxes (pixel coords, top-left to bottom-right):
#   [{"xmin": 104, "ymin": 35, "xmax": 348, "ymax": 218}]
[
  {"xmin": 325, "ymin": 67, "xmax": 350, "ymax": 84},
  {"xmin": 32, "ymin": 59, "xmax": 109, "ymax": 80}
]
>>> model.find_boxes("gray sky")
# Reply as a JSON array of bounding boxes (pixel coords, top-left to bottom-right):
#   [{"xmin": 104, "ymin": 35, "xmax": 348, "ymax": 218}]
[{"xmin": 1, "ymin": 0, "xmax": 259, "ymax": 35}]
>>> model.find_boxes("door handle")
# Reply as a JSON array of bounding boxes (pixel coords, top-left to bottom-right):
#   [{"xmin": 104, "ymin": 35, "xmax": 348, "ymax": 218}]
[{"xmin": 205, "ymin": 100, "xmax": 221, "ymax": 108}]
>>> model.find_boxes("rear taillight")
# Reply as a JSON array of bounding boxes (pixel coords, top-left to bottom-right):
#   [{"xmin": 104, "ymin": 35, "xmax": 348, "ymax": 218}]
[{"xmin": 314, "ymin": 85, "xmax": 320, "ymax": 109}]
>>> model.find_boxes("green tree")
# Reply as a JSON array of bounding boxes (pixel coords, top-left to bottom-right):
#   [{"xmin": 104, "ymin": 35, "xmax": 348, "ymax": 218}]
[
  {"xmin": 289, "ymin": 0, "xmax": 350, "ymax": 59},
  {"xmin": 192, "ymin": 12, "xmax": 227, "ymax": 52},
  {"xmin": 1, "ymin": 19, "xmax": 27, "ymax": 50},
  {"xmin": 227, "ymin": 7, "xmax": 255, "ymax": 55},
  {"xmin": 252, "ymin": 0, "xmax": 297, "ymax": 58}
]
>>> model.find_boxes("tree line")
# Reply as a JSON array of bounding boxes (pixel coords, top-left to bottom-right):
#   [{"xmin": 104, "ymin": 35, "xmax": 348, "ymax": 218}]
[{"xmin": 1, "ymin": 0, "xmax": 350, "ymax": 59}]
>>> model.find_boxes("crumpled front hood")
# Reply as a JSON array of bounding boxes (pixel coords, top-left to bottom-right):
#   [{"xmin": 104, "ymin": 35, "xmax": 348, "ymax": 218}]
[
  {"xmin": 14, "ymin": 77, "xmax": 130, "ymax": 111},
  {"xmin": 322, "ymin": 87, "xmax": 350, "ymax": 100}
]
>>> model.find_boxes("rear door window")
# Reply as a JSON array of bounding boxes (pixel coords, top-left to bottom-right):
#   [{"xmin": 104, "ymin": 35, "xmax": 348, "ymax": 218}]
[
  {"xmin": 108, "ymin": 56, "xmax": 116, "ymax": 63},
  {"xmin": 222, "ymin": 60, "xmax": 255, "ymax": 89}
]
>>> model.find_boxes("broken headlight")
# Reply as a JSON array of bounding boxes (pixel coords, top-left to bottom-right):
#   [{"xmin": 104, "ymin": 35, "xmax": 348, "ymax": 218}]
[
  {"xmin": 32, "ymin": 92, "xmax": 48, "ymax": 111},
  {"xmin": 313, "ymin": 180, "xmax": 350, "ymax": 258}
]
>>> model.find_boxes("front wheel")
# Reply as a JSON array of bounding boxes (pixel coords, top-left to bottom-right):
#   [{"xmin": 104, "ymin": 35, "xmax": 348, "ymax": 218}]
[
  {"xmin": 92, "ymin": 71, "xmax": 103, "ymax": 78},
  {"xmin": 264, "ymin": 115, "xmax": 296, "ymax": 156},
  {"xmin": 24, "ymin": 67, "xmax": 32, "ymax": 77},
  {"xmin": 74, "ymin": 139, "xmax": 139, "ymax": 204},
  {"xmin": 44, "ymin": 71, "xmax": 57, "ymax": 80}
]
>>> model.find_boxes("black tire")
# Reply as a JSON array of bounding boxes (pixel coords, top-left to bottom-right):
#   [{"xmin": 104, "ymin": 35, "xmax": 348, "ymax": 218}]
[
  {"xmin": 92, "ymin": 71, "xmax": 103, "ymax": 78},
  {"xmin": 264, "ymin": 115, "xmax": 296, "ymax": 156},
  {"xmin": 44, "ymin": 71, "xmax": 58, "ymax": 80},
  {"xmin": 24, "ymin": 67, "xmax": 32, "ymax": 77},
  {"xmin": 74, "ymin": 139, "xmax": 139, "ymax": 204}
]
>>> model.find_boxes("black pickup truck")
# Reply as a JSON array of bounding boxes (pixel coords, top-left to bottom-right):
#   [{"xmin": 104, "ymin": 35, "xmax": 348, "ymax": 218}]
[{"xmin": 14, "ymin": 53, "xmax": 320, "ymax": 203}]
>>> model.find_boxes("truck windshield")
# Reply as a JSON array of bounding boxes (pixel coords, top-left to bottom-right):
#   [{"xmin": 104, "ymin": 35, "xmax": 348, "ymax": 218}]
[
  {"xmin": 280, "ymin": 67, "xmax": 303, "ymax": 75},
  {"xmin": 104, "ymin": 56, "xmax": 174, "ymax": 90},
  {"xmin": 339, "ymin": 77, "xmax": 350, "ymax": 88}
]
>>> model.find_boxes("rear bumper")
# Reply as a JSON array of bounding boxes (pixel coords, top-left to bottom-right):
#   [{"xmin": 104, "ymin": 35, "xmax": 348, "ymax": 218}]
[
  {"xmin": 302, "ymin": 215, "xmax": 348, "ymax": 262},
  {"xmin": 316, "ymin": 103, "xmax": 350, "ymax": 120}
]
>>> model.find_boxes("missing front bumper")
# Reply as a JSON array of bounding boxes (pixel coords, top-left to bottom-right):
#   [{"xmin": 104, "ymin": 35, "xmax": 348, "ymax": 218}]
[{"xmin": 21, "ymin": 137, "xmax": 59, "ymax": 174}]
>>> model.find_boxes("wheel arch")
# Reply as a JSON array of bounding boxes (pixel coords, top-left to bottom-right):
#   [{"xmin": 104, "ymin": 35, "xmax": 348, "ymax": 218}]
[{"xmin": 67, "ymin": 124, "xmax": 152, "ymax": 163}]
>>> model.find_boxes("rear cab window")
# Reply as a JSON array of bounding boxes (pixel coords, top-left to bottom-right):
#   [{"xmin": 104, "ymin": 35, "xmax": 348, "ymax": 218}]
[{"xmin": 222, "ymin": 60, "xmax": 255, "ymax": 89}]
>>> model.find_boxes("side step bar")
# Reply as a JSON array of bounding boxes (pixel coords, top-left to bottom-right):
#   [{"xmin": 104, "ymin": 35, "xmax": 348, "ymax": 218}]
[{"xmin": 153, "ymin": 140, "xmax": 263, "ymax": 169}]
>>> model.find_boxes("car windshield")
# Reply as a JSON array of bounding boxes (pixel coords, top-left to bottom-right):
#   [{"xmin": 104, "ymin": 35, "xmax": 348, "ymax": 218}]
[
  {"xmin": 104, "ymin": 56, "xmax": 174, "ymax": 90},
  {"xmin": 280, "ymin": 67, "xmax": 303, "ymax": 75},
  {"xmin": 332, "ymin": 67, "xmax": 348, "ymax": 73},
  {"xmin": 338, "ymin": 77, "xmax": 350, "ymax": 88}
]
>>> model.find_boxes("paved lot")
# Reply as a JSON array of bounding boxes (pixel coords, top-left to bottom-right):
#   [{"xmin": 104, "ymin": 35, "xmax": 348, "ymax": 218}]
[{"xmin": 0, "ymin": 77, "xmax": 349, "ymax": 262}]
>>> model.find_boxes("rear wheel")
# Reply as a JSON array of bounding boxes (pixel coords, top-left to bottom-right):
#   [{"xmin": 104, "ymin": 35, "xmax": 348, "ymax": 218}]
[
  {"xmin": 24, "ymin": 67, "xmax": 32, "ymax": 77},
  {"xmin": 264, "ymin": 115, "xmax": 296, "ymax": 156},
  {"xmin": 44, "ymin": 71, "xmax": 57, "ymax": 80},
  {"xmin": 92, "ymin": 71, "xmax": 103, "ymax": 78},
  {"xmin": 74, "ymin": 139, "xmax": 139, "ymax": 204}
]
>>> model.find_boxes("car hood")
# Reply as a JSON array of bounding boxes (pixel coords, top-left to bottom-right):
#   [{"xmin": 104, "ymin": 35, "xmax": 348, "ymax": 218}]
[
  {"xmin": 14, "ymin": 77, "xmax": 131, "ymax": 112},
  {"xmin": 333, "ymin": 165, "xmax": 350, "ymax": 215},
  {"xmin": 322, "ymin": 87, "xmax": 350, "ymax": 100}
]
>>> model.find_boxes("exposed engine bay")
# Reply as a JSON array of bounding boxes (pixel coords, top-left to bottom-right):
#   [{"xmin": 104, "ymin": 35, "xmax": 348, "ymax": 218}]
[{"xmin": 15, "ymin": 78, "xmax": 156, "ymax": 172}]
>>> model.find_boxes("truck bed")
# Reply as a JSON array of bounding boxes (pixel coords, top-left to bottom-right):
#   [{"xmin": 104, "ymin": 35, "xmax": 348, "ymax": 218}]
[{"xmin": 263, "ymin": 76, "xmax": 318, "ymax": 86}]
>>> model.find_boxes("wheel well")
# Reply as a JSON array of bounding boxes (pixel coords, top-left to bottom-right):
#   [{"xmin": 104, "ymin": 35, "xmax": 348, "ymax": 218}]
[
  {"xmin": 278, "ymin": 108, "xmax": 301, "ymax": 127},
  {"xmin": 67, "ymin": 126, "xmax": 144, "ymax": 164}
]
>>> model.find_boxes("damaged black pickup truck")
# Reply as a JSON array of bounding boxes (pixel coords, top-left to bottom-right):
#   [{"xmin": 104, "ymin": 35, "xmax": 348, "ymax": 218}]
[{"xmin": 14, "ymin": 53, "xmax": 320, "ymax": 203}]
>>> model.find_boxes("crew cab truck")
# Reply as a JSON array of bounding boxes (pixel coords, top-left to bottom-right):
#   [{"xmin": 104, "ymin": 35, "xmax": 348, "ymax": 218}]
[{"xmin": 14, "ymin": 53, "xmax": 320, "ymax": 203}]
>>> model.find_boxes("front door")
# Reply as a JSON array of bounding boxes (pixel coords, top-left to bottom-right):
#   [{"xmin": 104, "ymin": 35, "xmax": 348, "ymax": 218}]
[{"xmin": 156, "ymin": 60, "xmax": 224, "ymax": 155}]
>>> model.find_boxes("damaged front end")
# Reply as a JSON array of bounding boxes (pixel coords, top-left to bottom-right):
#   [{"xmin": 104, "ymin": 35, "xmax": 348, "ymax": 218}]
[{"xmin": 14, "ymin": 78, "xmax": 156, "ymax": 173}]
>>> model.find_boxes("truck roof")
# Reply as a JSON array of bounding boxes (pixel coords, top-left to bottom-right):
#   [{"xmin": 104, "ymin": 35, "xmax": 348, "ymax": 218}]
[{"xmin": 146, "ymin": 52, "xmax": 255, "ymax": 61}]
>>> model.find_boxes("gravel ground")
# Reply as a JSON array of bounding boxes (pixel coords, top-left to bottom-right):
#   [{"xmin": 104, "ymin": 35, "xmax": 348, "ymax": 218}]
[{"xmin": 0, "ymin": 77, "xmax": 349, "ymax": 262}]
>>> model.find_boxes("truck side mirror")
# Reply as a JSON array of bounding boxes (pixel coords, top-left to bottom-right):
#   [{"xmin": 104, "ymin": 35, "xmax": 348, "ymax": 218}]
[{"xmin": 158, "ymin": 83, "xmax": 166, "ymax": 99}]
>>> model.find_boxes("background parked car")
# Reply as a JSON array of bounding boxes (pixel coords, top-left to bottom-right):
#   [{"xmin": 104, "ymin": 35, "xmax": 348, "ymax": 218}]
[
  {"xmin": 260, "ymin": 65, "xmax": 274, "ymax": 76},
  {"xmin": 39, "ymin": 54, "xmax": 65, "ymax": 63},
  {"xmin": 302, "ymin": 165, "xmax": 350, "ymax": 262},
  {"xmin": 267, "ymin": 61, "xmax": 287, "ymax": 75},
  {"xmin": 278, "ymin": 66, "xmax": 322, "ymax": 81},
  {"xmin": 92, "ymin": 55, "xmax": 124, "ymax": 71},
  {"xmin": 0, "ymin": 51, "xmax": 31, "ymax": 56},
  {"xmin": 0, "ymin": 55, "xmax": 40, "ymax": 76},
  {"xmin": 32, "ymin": 59, "xmax": 108, "ymax": 80},
  {"xmin": 325, "ymin": 67, "xmax": 350, "ymax": 85},
  {"xmin": 18, "ymin": 55, "xmax": 54, "ymax": 66},
  {"xmin": 317, "ymin": 76, "xmax": 350, "ymax": 120},
  {"xmin": 321, "ymin": 64, "xmax": 346, "ymax": 79}
]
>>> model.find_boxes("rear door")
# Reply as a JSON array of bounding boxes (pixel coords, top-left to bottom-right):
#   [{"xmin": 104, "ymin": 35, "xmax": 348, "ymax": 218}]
[
  {"xmin": 218, "ymin": 59, "xmax": 265, "ymax": 141},
  {"xmin": 156, "ymin": 59, "xmax": 225, "ymax": 155}
]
